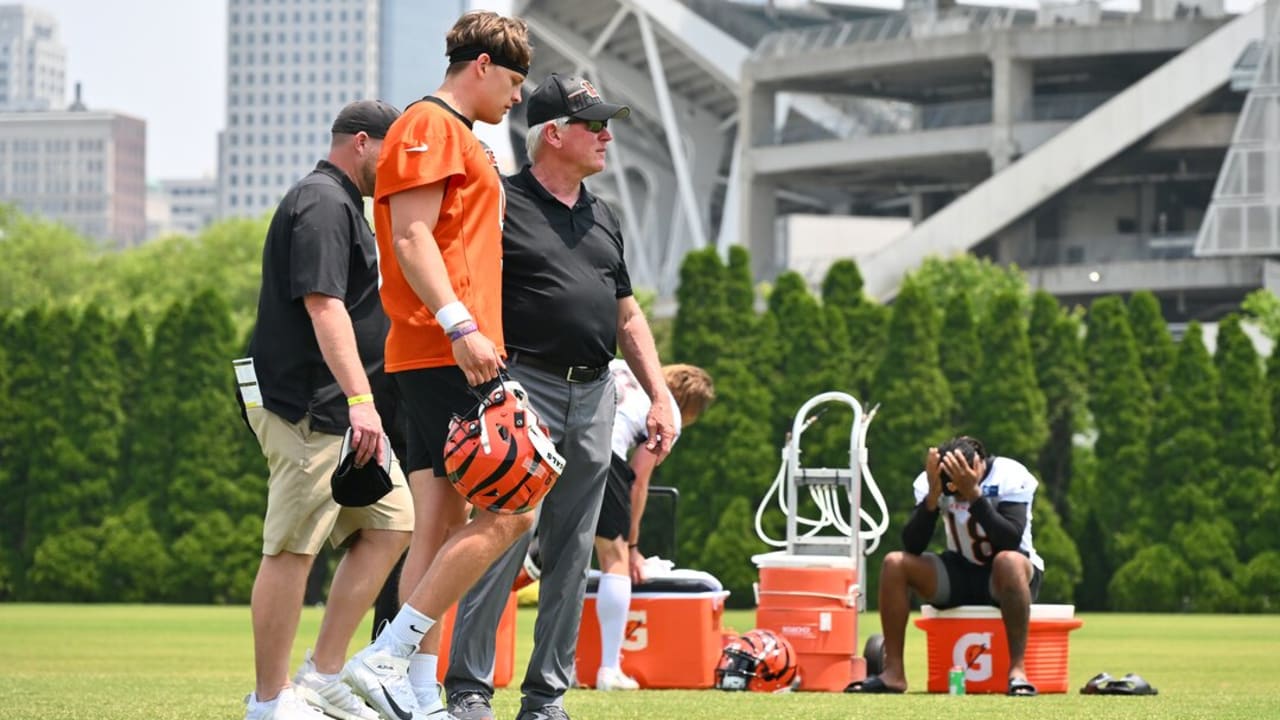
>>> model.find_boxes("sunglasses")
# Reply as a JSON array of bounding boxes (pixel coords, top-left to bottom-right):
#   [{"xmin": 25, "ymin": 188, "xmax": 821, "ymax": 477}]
[{"xmin": 569, "ymin": 118, "xmax": 609, "ymax": 133}]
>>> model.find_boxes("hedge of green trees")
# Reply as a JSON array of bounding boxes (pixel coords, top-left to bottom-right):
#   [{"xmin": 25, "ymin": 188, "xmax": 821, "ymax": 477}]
[
  {"xmin": 663, "ymin": 249, "xmax": 1280, "ymax": 612},
  {"xmin": 0, "ymin": 208, "xmax": 268, "ymax": 602},
  {"xmin": 2, "ymin": 207, "xmax": 1279, "ymax": 611}
]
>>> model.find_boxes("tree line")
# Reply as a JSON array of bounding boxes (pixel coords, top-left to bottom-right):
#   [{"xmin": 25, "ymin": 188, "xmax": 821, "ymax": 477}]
[
  {"xmin": 663, "ymin": 248, "xmax": 1280, "ymax": 612},
  {"xmin": 1, "ymin": 207, "xmax": 1278, "ymax": 610},
  {"xmin": 0, "ymin": 295, "xmax": 265, "ymax": 602}
]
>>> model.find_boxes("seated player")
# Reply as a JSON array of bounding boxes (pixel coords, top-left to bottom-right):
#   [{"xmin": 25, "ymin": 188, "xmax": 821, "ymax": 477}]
[{"xmin": 847, "ymin": 436, "xmax": 1044, "ymax": 697}]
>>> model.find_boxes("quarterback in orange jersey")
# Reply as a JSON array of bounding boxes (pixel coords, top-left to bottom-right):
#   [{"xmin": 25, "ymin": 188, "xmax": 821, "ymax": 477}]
[{"xmin": 338, "ymin": 11, "xmax": 538, "ymax": 720}]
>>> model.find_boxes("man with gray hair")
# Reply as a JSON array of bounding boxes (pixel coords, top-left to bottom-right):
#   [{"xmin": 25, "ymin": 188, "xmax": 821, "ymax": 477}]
[{"xmin": 444, "ymin": 74, "xmax": 675, "ymax": 720}]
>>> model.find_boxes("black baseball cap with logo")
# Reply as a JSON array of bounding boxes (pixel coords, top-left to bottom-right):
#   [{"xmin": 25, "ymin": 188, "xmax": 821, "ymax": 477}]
[{"xmin": 525, "ymin": 73, "xmax": 631, "ymax": 127}]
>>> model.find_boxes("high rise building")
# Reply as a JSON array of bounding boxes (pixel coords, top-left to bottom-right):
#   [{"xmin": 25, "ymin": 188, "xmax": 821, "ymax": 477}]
[
  {"xmin": 217, "ymin": 2, "xmax": 489, "ymax": 220},
  {"xmin": 217, "ymin": 0, "xmax": 379, "ymax": 219},
  {"xmin": 379, "ymin": 0, "xmax": 465, "ymax": 109},
  {"xmin": 147, "ymin": 177, "xmax": 218, "ymax": 240},
  {"xmin": 0, "ymin": 104, "xmax": 146, "ymax": 247},
  {"xmin": 0, "ymin": 4, "xmax": 66, "ymax": 112}
]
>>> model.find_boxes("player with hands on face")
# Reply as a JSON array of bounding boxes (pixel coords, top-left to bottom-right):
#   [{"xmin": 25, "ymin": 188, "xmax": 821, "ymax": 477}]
[{"xmin": 847, "ymin": 436, "xmax": 1044, "ymax": 697}]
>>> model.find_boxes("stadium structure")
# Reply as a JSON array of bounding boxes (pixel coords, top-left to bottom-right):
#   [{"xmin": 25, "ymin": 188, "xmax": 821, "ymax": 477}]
[{"xmin": 512, "ymin": 0, "xmax": 1278, "ymax": 321}]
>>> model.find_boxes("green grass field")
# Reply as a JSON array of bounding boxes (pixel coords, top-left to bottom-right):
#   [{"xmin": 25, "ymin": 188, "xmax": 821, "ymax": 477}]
[{"xmin": 2, "ymin": 604, "xmax": 1279, "ymax": 719}]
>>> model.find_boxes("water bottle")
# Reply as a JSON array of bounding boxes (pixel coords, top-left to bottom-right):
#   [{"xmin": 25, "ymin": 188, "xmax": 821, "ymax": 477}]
[{"xmin": 948, "ymin": 665, "xmax": 966, "ymax": 695}]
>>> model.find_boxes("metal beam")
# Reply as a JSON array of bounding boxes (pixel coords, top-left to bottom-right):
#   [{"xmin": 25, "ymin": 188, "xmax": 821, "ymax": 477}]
[
  {"xmin": 637, "ymin": 10, "xmax": 708, "ymax": 251},
  {"xmin": 585, "ymin": 65, "xmax": 653, "ymax": 284},
  {"xmin": 521, "ymin": 13, "xmax": 719, "ymax": 131},
  {"xmin": 716, "ymin": 140, "xmax": 742, "ymax": 256},
  {"xmin": 750, "ymin": 126, "xmax": 993, "ymax": 176},
  {"xmin": 589, "ymin": 7, "xmax": 631, "ymax": 59},
  {"xmin": 618, "ymin": 0, "xmax": 745, "ymax": 86}
]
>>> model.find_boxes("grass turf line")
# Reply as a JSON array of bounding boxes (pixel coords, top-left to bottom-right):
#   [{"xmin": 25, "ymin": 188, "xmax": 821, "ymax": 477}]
[{"xmin": 1, "ymin": 605, "xmax": 1278, "ymax": 719}]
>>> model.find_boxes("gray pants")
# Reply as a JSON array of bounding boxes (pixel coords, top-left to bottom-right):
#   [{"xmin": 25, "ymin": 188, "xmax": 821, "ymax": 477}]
[{"xmin": 446, "ymin": 362, "xmax": 615, "ymax": 713}]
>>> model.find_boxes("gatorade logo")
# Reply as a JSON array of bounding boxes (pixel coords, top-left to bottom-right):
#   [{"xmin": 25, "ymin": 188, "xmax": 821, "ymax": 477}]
[
  {"xmin": 622, "ymin": 610, "xmax": 648, "ymax": 651},
  {"xmin": 952, "ymin": 632, "xmax": 993, "ymax": 681}
]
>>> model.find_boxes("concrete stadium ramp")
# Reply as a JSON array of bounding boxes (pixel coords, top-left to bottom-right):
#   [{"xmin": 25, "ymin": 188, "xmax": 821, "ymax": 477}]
[{"xmin": 860, "ymin": 4, "xmax": 1267, "ymax": 301}]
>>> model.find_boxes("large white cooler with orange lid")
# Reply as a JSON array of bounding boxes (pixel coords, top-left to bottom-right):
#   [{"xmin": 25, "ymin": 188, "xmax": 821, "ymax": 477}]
[{"xmin": 914, "ymin": 604, "xmax": 1083, "ymax": 693}]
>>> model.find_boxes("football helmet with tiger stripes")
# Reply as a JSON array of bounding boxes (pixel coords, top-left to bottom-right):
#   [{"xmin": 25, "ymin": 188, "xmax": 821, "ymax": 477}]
[
  {"xmin": 714, "ymin": 628, "xmax": 800, "ymax": 693},
  {"xmin": 444, "ymin": 379, "xmax": 565, "ymax": 514}
]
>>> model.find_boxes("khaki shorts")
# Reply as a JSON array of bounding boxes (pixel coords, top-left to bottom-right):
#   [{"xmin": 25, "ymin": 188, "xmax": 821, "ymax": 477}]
[{"xmin": 248, "ymin": 406, "xmax": 414, "ymax": 555}]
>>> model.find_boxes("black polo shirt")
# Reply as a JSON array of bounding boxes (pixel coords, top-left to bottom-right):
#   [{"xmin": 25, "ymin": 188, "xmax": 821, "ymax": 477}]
[
  {"xmin": 501, "ymin": 164, "xmax": 632, "ymax": 368},
  {"xmin": 247, "ymin": 160, "xmax": 392, "ymax": 435}
]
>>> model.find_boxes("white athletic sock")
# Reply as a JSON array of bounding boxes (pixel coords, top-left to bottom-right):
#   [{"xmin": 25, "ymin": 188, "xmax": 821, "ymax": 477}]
[
  {"xmin": 409, "ymin": 653, "xmax": 439, "ymax": 704},
  {"xmin": 376, "ymin": 603, "xmax": 435, "ymax": 657},
  {"xmin": 596, "ymin": 572, "xmax": 632, "ymax": 670}
]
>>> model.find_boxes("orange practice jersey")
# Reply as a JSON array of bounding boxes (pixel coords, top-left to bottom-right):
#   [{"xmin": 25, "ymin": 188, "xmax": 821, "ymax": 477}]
[{"xmin": 373, "ymin": 98, "xmax": 505, "ymax": 372}]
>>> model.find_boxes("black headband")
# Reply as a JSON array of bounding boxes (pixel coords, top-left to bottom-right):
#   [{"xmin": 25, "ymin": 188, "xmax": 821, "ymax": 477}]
[{"xmin": 448, "ymin": 44, "xmax": 529, "ymax": 77}]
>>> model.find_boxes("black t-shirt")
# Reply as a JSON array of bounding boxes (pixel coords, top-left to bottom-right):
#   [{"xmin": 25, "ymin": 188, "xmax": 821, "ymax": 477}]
[
  {"xmin": 501, "ymin": 165, "xmax": 633, "ymax": 367},
  {"xmin": 247, "ymin": 160, "xmax": 392, "ymax": 435}
]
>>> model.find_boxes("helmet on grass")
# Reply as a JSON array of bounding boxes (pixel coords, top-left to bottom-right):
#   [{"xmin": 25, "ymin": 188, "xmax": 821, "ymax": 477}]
[{"xmin": 714, "ymin": 628, "xmax": 799, "ymax": 693}]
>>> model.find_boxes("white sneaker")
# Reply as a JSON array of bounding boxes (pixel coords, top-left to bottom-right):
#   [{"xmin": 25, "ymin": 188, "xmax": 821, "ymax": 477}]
[
  {"xmin": 244, "ymin": 687, "xmax": 326, "ymax": 720},
  {"xmin": 294, "ymin": 649, "xmax": 380, "ymax": 720},
  {"xmin": 341, "ymin": 644, "xmax": 429, "ymax": 720},
  {"xmin": 596, "ymin": 666, "xmax": 640, "ymax": 691}
]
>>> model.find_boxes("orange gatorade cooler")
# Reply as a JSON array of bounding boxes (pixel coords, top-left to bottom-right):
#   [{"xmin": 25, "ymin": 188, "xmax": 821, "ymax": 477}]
[
  {"xmin": 435, "ymin": 591, "xmax": 519, "ymax": 687},
  {"xmin": 913, "ymin": 604, "xmax": 1082, "ymax": 694},
  {"xmin": 576, "ymin": 572, "xmax": 729, "ymax": 689},
  {"xmin": 753, "ymin": 554, "xmax": 863, "ymax": 691}
]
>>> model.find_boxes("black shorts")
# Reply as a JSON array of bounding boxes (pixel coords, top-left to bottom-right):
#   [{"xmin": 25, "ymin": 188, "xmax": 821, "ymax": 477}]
[
  {"xmin": 393, "ymin": 366, "xmax": 480, "ymax": 475},
  {"xmin": 926, "ymin": 550, "xmax": 1043, "ymax": 609},
  {"xmin": 595, "ymin": 453, "xmax": 635, "ymax": 541}
]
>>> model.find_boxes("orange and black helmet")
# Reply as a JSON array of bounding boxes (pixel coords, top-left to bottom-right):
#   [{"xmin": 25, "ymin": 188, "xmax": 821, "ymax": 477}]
[
  {"xmin": 444, "ymin": 380, "xmax": 566, "ymax": 514},
  {"xmin": 714, "ymin": 628, "xmax": 799, "ymax": 693}
]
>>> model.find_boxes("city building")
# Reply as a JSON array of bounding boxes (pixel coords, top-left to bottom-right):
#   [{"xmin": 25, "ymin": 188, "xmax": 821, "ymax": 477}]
[
  {"xmin": 217, "ymin": 0, "xmax": 380, "ymax": 219},
  {"xmin": 1196, "ymin": 1, "xmax": 1280, "ymax": 259},
  {"xmin": 512, "ymin": 0, "xmax": 898, "ymax": 297},
  {"xmin": 737, "ymin": 0, "xmax": 1277, "ymax": 319},
  {"xmin": 147, "ymin": 177, "xmax": 218, "ymax": 240},
  {"xmin": 0, "ymin": 3, "xmax": 65, "ymax": 111},
  {"xmin": 217, "ymin": 1, "xmax": 518, "ymax": 220},
  {"xmin": 512, "ymin": 0, "xmax": 1278, "ymax": 321},
  {"xmin": 379, "ymin": 0, "xmax": 465, "ymax": 110},
  {"xmin": 0, "ymin": 99, "xmax": 146, "ymax": 247}
]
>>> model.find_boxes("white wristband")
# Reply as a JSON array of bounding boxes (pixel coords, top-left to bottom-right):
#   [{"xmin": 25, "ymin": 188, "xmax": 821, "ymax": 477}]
[{"xmin": 435, "ymin": 301, "xmax": 473, "ymax": 331}]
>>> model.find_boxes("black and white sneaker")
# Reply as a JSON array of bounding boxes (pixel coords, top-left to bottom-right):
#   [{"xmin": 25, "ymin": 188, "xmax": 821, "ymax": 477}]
[
  {"xmin": 447, "ymin": 691, "xmax": 494, "ymax": 720},
  {"xmin": 340, "ymin": 645, "xmax": 431, "ymax": 720}
]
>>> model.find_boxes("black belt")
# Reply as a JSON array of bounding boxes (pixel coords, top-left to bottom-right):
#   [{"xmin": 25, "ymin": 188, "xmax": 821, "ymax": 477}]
[{"xmin": 509, "ymin": 351, "xmax": 608, "ymax": 383}]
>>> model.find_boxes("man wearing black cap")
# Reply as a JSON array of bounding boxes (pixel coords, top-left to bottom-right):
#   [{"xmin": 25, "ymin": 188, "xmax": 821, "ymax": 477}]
[
  {"xmin": 239, "ymin": 99, "xmax": 415, "ymax": 720},
  {"xmin": 443, "ymin": 74, "xmax": 674, "ymax": 720}
]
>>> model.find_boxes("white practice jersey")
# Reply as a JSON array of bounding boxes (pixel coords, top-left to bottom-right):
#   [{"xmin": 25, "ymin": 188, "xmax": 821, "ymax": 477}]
[
  {"xmin": 609, "ymin": 359, "xmax": 681, "ymax": 458},
  {"xmin": 911, "ymin": 456, "xmax": 1044, "ymax": 571}
]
